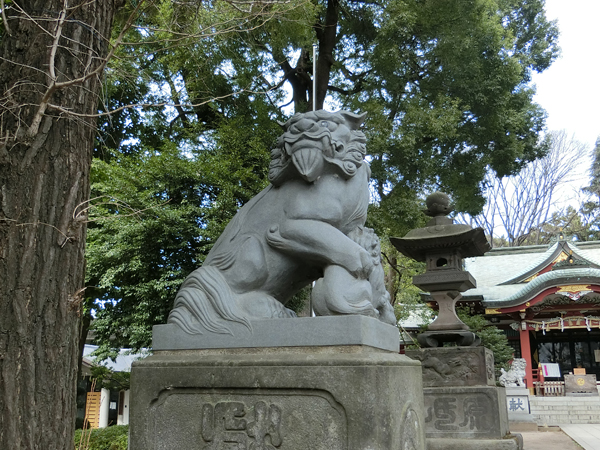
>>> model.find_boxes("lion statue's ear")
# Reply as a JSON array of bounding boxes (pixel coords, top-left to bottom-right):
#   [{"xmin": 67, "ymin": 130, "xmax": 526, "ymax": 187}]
[{"xmin": 339, "ymin": 111, "xmax": 367, "ymax": 130}]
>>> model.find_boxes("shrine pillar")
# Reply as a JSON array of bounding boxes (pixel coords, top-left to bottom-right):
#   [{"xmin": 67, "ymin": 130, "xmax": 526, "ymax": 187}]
[{"xmin": 518, "ymin": 323, "xmax": 534, "ymax": 393}]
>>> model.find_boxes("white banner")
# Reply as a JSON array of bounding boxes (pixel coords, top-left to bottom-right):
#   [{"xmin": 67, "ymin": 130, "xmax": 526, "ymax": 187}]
[{"xmin": 540, "ymin": 363, "xmax": 561, "ymax": 378}]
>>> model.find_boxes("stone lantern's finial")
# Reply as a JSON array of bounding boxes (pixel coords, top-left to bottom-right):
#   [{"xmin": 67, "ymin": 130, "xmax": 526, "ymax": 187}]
[{"xmin": 424, "ymin": 191, "xmax": 453, "ymax": 217}]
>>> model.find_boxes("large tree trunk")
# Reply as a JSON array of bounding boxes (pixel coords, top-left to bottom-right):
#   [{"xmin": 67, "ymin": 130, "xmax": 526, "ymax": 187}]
[
  {"xmin": 314, "ymin": 0, "xmax": 339, "ymax": 110},
  {"xmin": 0, "ymin": 1, "xmax": 120, "ymax": 448},
  {"xmin": 276, "ymin": 0, "xmax": 339, "ymax": 113}
]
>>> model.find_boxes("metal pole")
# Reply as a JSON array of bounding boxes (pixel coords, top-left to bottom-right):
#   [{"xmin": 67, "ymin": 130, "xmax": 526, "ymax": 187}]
[{"xmin": 312, "ymin": 43, "xmax": 317, "ymax": 111}]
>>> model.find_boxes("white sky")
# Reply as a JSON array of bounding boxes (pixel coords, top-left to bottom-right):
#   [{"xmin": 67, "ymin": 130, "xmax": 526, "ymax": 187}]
[{"xmin": 531, "ymin": 0, "xmax": 600, "ymax": 201}]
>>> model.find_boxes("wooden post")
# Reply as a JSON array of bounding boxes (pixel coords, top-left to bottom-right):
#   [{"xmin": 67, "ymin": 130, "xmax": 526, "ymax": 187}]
[{"xmin": 519, "ymin": 325, "xmax": 534, "ymax": 393}]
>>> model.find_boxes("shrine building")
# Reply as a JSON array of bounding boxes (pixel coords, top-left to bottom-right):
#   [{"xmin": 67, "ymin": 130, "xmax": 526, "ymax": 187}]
[{"xmin": 461, "ymin": 236, "xmax": 600, "ymax": 390}]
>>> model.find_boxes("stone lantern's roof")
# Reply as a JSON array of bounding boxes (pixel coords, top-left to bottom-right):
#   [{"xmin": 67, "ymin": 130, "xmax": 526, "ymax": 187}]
[
  {"xmin": 391, "ymin": 191, "xmax": 490, "ymax": 261},
  {"xmin": 391, "ymin": 225, "xmax": 490, "ymax": 262}
]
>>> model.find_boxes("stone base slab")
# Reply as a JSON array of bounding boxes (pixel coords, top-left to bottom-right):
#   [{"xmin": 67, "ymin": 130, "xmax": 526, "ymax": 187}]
[
  {"xmin": 509, "ymin": 422, "xmax": 538, "ymax": 432},
  {"xmin": 130, "ymin": 346, "xmax": 426, "ymax": 450},
  {"xmin": 153, "ymin": 315, "xmax": 400, "ymax": 352},
  {"xmin": 423, "ymin": 385, "xmax": 510, "ymax": 440}
]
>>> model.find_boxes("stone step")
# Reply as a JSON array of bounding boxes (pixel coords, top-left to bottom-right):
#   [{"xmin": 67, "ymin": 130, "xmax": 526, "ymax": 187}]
[
  {"xmin": 530, "ymin": 400, "xmax": 600, "ymax": 407},
  {"xmin": 533, "ymin": 415, "xmax": 600, "ymax": 425},
  {"xmin": 531, "ymin": 410, "xmax": 600, "ymax": 416},
  {"xmin": 532, "ymin": 415, "xmax": 600, "ymax": 421},
  {"xmin": 527, "ymin": 397, "xmax": 600, "ymax": 424},
  {"xmin": 530, "ymin": 404, "xmax": 600, "ymax": 407},
  {"xmin": 529, "ymin": 397, "xmax": 600, "ymax": 402}
]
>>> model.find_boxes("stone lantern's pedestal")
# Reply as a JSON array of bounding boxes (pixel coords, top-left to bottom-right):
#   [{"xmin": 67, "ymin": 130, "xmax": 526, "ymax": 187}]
[
  {"xmin": 129, "ymin": 316, "xmax": 427, "ymax": 450},
  {"xmin": 406, "ymin": 346, "xmax": 523, "ymax": 450}
]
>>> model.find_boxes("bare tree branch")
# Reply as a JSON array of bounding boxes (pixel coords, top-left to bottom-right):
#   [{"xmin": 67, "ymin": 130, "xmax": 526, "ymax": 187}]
[
  {"xmin": 458, "ymin": 131, "xmax": 588, "ymax": 247},
  {"xmin": 25, "ymin": 0, "xmax": 145, "ymax": 138}
]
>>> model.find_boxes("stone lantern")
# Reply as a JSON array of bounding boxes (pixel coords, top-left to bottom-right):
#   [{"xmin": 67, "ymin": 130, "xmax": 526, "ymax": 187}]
[
  {"xmin": 390, "ymin": 192, "xmax": 490, "ymax": 347},
  {"xmin": 395, "ymin": 194, "xmax": 519, "ymax": 449}
]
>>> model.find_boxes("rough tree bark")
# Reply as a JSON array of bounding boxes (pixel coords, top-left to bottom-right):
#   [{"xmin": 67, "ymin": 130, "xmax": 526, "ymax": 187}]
[{"xmin": 0, "ymin": 1, "xmax": 121, "ymax": 448}]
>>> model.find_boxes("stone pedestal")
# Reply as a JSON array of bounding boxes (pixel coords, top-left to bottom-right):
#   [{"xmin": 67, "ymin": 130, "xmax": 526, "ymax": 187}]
[
  {"xmin": 406, "ymin": 347, "xmax": 522, "ymax": 450},
  {"xmin": 505, "ymin": 387, "xmax": 534, "ymax": 426},
  {"xmin": 130, "ymin": 316, "xmax": 427, "ymax": 450}
]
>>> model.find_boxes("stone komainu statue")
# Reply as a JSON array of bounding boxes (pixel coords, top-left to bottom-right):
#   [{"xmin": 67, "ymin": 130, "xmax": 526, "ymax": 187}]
[
  {"xmin": 499, "ymin": 358, "xmax": 527, "ymax": 387},
  {"xmin": 168, "ymin": 110, "xmax": 397, "ymax": 334}
]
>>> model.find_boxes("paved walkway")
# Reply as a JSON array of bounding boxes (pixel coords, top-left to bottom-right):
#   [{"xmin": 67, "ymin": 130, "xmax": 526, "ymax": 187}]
[
  {"xmin": 560, "ymin": 424, "xmax": 600, "ymax": 450},
  {"xmin": 519, "ymin": 425, "xmax": 600, "ymax": 450}
]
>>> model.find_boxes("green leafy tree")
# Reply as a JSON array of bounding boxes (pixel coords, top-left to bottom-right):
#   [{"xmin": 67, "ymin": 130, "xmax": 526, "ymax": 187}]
[
  {"xmin": 86, "ymin": 116, "xmax": 278, "ymax": 358},
  {"xmin": 86, "ymin": 0, "xmax": 560, "ymax": 354},
  {"xmin": 101, "ymin": 0, "xmax": 559, "ymax": 219},
  {"xmin": 89, "ymin": 366, "xmax": 131, "ymax": 392}
]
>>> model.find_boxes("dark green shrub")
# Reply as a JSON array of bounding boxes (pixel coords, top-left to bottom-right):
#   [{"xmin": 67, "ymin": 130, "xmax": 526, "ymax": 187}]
[
  {"xmin": 456, "ymin": 307, "xmax": 513, "ymax": 374},
  {"xmin": 74, "ymin": 425, "xmax": 128, "ymax": 450}
]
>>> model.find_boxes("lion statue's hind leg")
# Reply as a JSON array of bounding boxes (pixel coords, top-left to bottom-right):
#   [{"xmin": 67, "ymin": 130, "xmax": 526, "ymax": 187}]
[{"xmin": 236, "ymin": 291, "xmax": 298, "ymax": 319}]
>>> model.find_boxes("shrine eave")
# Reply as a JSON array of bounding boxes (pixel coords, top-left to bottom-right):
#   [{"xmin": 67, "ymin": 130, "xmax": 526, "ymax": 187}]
[{"xmin": 478, "ymin": 267, "xmax": 600, "ymax": 309}]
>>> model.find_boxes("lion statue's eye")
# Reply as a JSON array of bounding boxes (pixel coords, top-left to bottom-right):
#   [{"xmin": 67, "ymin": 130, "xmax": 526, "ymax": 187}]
[{"xmin": 321, "ymin": 121, "xmax": 329, "ymax": 128}]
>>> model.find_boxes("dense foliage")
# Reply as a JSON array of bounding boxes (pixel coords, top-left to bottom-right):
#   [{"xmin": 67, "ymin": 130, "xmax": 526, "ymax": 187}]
[
  {"xmin": 457, "ymin": 307, "xmax": 514, "ymax": 373},
  {"xmin": 86, "ymin": 0, "xmax": 560, "ymax": 356}
]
